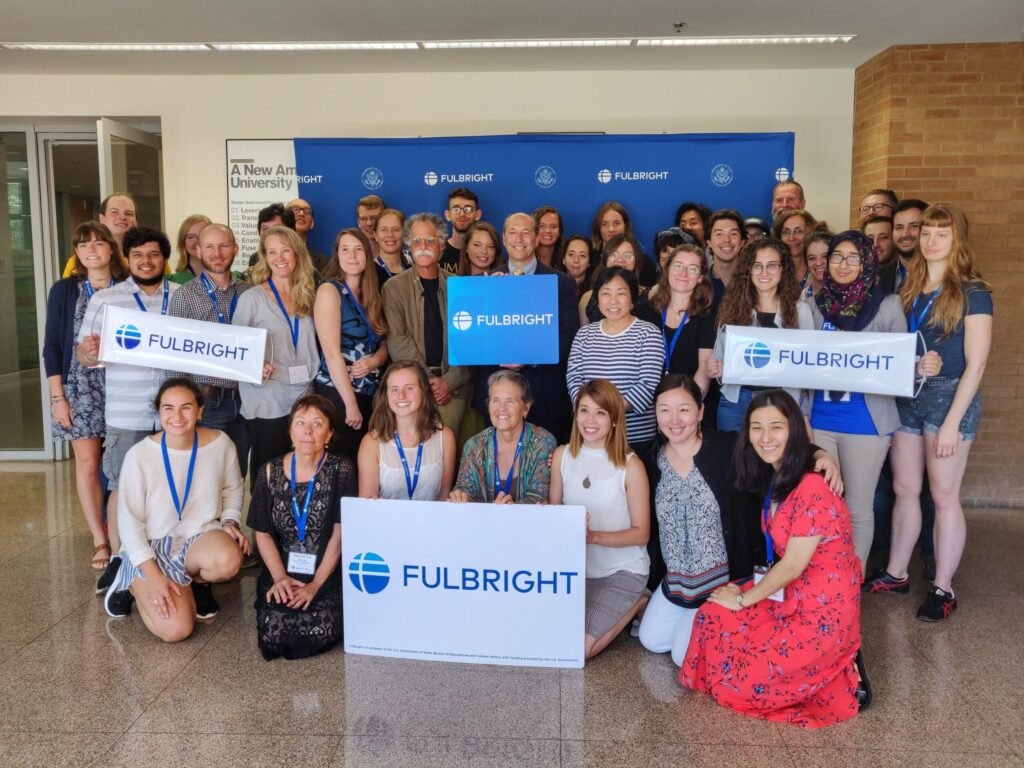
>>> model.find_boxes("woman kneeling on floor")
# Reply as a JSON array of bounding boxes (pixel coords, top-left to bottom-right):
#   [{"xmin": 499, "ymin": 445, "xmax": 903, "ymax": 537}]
[{"xmin": 104, "ymin": 377, "xmax": 249, "ymax": 641}]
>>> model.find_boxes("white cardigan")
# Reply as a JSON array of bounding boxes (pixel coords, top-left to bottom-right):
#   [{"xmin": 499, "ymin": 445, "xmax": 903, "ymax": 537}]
[{"xmin": 117, "ymin": 431, "xmax": 243, "ymax": 568}]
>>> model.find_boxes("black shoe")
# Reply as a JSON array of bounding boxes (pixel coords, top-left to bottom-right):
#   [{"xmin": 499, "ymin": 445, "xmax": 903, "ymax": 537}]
[
  {"xmin": 921, "ymin": 553, "xmax": 936, "ymax": 582},
  {"xmin": 104, "ymin": 587, "xmax": 134, "ymax": 618},
  {"xmin": 861, "ymin": 569, "xmax": 909, "ymax": 594},
  {"xmin": 96, "ymin": 556, "xmax": 122, "ymax": 594},
  {"xmin": 917, "ymin": 585, "xmax": 957, "ymax": 622},
  {"xmin": 193, "ymin": 582, "xmax": 219, "ymax": 619},
  {"xmin": 854, "ymin": 650, "xmax": 872, "ymax": 712}
]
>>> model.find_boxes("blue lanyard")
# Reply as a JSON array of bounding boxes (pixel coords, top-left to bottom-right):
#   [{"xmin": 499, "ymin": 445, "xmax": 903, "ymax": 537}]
[
  {"xmin": 84, "ymin": 277, "xmax": 114, "ymax": 299},
  {"xmin": 909, "ymin": 287, "xmax": 941, "ymax": 333},
  {"xmin": 375, "ymin": 255, "xmax": 395, "ymax": 278},
  {"xmin": 762, "ymin": 476, "xmax": 777, "ymax": 564},
  {"xmin": 492, "ymin": 425, "xmax": 525, "ymax": 497},
  {"xmin": 896, "ymin": 262, "xmax": 907, "ymax": 290},
  {"xmin": 340, "ymin": 280, "xmax": 378, "ymax": 347},
  {"xmin": 661, "ymin": 307, "xmax": 688, "ymax": 372},
  {"xmin": 199, "ymin": 272, "xmax": 238, "ymax": 324},
  {"xmin": 133, "ymin": 280, "xmax": 170, "ymax": 314},
  {"xmin": 161, "ymin": 431, "xmax": 198, "ymax": 523},
  {"xmin": 800, "ymin": 272, "xmax": 813, "ymax": 299},
  {"xmin": 268, "ymin": 279, "xmax": 300, "ymax": 350},
  {"xmin": 290, "ymin": 451, "xmax": 327, "ymax": 546},
  {"xmin": 394, "ymin": 433, "xmax": 423, "ymax": 499}
]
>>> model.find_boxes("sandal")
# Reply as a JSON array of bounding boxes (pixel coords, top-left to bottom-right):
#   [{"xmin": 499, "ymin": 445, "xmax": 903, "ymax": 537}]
[{"xmin": 90, "ymin": 542, "xmax": 112, "ymax": 571}]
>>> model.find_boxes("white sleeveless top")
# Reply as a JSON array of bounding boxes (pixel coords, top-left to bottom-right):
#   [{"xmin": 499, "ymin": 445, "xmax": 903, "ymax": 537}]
[
  {"xmin": 378, "ymin": 429, "xmax": 445, "ymax": 501},
  {"xmin": 560, "ymin": 446, "xmax": 650, "ymax": 579}
]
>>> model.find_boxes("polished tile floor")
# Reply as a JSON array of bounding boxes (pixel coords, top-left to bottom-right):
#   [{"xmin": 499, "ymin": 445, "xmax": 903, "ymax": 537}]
[{"xmin": 1, "ymin": 460, "xmax": 1021, "ymax": 768}]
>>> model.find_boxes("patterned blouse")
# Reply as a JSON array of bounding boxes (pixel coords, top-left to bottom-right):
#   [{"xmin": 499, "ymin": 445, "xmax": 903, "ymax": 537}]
[{"xmin": 454, "ymin": 422, "xmax": 557, "ymax": 504}]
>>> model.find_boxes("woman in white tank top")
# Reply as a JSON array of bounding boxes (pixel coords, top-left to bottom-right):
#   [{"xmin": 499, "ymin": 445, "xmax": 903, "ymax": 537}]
[
  {"xmin": 549, "ymin": 378, "xmax": 650, "ymax": 660},
  {"xmin": 357, "ymin": 361, "xmax": 456, "ymax": 501}
]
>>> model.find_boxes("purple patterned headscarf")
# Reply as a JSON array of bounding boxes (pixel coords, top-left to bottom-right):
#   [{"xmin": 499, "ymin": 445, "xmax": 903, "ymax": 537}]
[{"xmin": 814, "ymin": 230, "xmax": 886, "ymax": 331}]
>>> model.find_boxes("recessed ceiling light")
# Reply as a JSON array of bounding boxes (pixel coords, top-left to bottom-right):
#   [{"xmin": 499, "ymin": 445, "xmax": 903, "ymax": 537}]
[
  {"xmin": 1, "ymin": 42, "xmax": 210, "ymax": 51},
  {"xmin": 637, "ymin": 35, "xmax": 856, "ymax": 46},
  {"xmin": 210, "ymin": 41, "xmax": 418, "ymax": 51}
]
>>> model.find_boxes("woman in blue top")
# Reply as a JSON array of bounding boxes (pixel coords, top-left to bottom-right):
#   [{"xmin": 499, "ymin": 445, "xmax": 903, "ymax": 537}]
[
  {"xmin": 313, "ymin": 228, "xmax": 389, "ymax": 460},
  {"xmin": 865, "ymin": 204, "xmax": 993, "ymax": 622},
  {"xmin": 806, "ymin": 231, "xmax": 907, "ymax": 575},
  {"xmin": 43, "ymin": 221, "xmax": 128, "ymax": 570}
]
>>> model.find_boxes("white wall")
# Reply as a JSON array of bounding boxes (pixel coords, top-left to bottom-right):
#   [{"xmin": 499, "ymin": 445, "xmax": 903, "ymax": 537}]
[{"xmin": 0, "ymin": 68, "xmax": 855, "ymax": 232}]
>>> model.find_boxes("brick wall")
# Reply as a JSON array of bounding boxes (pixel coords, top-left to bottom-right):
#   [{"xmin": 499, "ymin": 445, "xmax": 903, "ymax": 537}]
[{"xmin": 851, "ymin": 42, "xmax": 1024, "ymax": 507}]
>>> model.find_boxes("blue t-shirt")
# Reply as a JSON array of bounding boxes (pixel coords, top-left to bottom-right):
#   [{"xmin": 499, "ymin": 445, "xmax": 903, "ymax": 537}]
[
  {"xmin": 913, "ymin": 282, "xmax": 992, "ymax": 379},
  {"xmin": 810, "ymin": 390, "xmax": 879, "ymax": 435}
]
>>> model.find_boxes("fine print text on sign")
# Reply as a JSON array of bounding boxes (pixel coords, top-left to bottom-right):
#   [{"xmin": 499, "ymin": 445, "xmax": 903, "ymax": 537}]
[
  {"xmin": 98, "ymin": 304, "xmax": 267, "ymax": 385},
  {"xmin": 721, "ymin": 325, "xmax": 918, "ymax": 398},
  {"xmin": 446, "ymin": 275, "xmax": 559, "ymax": 366},
  {"xmin": 342, "ymin": 498, "xmax": 586, "ymax": 668}
]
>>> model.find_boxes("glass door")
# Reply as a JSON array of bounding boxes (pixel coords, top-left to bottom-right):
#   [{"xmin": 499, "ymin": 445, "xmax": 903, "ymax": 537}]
[
  {"xmin": 97, "ymin": 118, "xmax": 163, "ymax": 230},
  {"xmin": 0, "ymin": 131, "xmax": 49, "ymax": 456}
]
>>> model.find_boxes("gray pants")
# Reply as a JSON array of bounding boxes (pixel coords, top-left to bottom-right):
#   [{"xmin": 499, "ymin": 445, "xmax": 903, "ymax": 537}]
[{"xmin": 813, "ymin": 430, "xmax": 891, "ymax": 574}]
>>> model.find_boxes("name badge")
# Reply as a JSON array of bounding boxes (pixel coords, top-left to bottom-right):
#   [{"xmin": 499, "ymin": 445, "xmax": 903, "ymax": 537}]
[
  {"xmin": 288, "ymin": 365, "xmax": 309, "ymax": 385},
  {"xmin": 287, "ymin": 550, "xmax": 317, "ymax": 575},
  {"xmin": 753, "ymin": 566, "xmax": 785, "ymax": 602}
]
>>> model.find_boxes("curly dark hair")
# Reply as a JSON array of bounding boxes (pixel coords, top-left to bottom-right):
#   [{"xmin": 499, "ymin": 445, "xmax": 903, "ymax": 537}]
[{"xmin": 716, "ymin": 237, "xmax": 800, "ymax": 329}]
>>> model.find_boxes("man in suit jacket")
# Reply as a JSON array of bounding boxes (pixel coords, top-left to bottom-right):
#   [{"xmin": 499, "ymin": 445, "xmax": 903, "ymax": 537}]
[{"xmin": 470, "ymin": 212, "xmax": 580, "ymax": 442}]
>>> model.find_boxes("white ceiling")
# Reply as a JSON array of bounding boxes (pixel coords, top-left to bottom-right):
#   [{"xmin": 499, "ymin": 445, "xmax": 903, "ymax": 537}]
[{"xmin": 1, "ymin": 0, "xmax": 1022, "ymax": 74}]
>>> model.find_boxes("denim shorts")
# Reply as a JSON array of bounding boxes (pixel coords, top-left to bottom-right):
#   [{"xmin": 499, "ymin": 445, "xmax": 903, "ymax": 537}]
[{"xmin": 897, "ymin": 376, "xmax": 982, "ymax": 441}]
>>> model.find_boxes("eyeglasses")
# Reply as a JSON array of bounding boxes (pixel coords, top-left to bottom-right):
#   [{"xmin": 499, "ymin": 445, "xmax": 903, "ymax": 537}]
[
  {"xmin": 669, "ymin": 263, "xmax": 701, "ymax": 275},
  {"xmin": 449, "ymin": 205, "xmax": 477, "ymax": 215},
  {"xmin": 289, "ymin": 205, "xmax": 312, "ymax": 216},
  {"xmin": 781, "ymin": 227, "xmax": 807, "ymax": 238},
  {"xmin": 751, "ymin": 262, "xmax": 781, "ymax": 274},
  {"xmin": 858, "ymin": 202, "xmax": 892, "ymax": 215},
  {"xmin": 410, "ymin": 237, "xmax": 439, "ymax": 247},
  {"xmin": 828, "ymin": 252, "xmax": 863, "ymax": 266},
  {"xmin": 610, "ymin": 252, "xmax": 635, "ymax": 262},
  {"xmin": 184, "ymin": 234, "xmax": 200, "ymax": 243}
]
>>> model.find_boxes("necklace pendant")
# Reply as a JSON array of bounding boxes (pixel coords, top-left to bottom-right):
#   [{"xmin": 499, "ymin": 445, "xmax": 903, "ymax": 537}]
[{"xmin": 582, "ymin": 476, "xmax": 591, "ymax": 489}]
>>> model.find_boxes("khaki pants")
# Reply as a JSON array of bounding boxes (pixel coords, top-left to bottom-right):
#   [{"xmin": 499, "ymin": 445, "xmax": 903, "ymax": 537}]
[{"xmin": 437, "ymin": 396, "xmax": 467, "ymax": 438}]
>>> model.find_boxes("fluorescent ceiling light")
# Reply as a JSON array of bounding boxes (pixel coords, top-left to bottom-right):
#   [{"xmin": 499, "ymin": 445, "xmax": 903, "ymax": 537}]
[
  {"xmin": 637, "ymin": 35, "xmax": 856, "ymax": 46},
  {"xmin": 211, "ymin": 41, "xmax": 419, "ymax": 51},
  {"xmin": 423, "ymin": 39, "xmax": 632, "ymax": 49},
  {"xmin": 1, "ymin": 42, "xmax": 210, "ymax": 51}
]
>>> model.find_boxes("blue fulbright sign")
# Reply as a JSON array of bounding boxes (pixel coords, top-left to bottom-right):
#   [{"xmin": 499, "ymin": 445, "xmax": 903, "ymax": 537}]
[{"xmin": 446, "ymin": 275, "xmax": 558, "ymax": 366}]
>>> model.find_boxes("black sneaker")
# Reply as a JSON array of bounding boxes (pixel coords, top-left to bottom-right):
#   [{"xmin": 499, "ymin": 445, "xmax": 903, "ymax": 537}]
[
  {"xmin": 104, "ymin": 587, "xmax": 134, "ymax": 618},
  {"xmin": 193, "ymin": 582, "xmax": 219, "ymax": 619},
  {"xmin": 917, "ymin": 585, "xmax": 957, "ymax": 622},
  {"xmin": 862, "ymin": 569, "xmax": 910, "ymax": 594},
  {"xmin": 854, "ymin": 650, "xmax": 872, "ymax": 712},
  {"xmin": 95, "ymin": 556, "xmax": 122, "ymax": 594}
]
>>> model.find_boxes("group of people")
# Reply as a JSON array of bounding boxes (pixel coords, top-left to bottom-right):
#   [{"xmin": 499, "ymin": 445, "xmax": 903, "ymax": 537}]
[{"xmin": 41, "ymin": 179, "xmax": 992, "ymax": 727}]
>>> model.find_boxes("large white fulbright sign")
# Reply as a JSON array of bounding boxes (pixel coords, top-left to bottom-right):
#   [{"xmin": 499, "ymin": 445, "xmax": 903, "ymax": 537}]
[
  {"xmin": 342, "ymin": 498, "xmax": 586, "ymax": 668},
  {"xmin": 97, "ymin": 304, "xmax": 267, "ymax": 385},
  {"xmin": 721, "ymin": 325, "xmax": 917, "ymax": 397}
]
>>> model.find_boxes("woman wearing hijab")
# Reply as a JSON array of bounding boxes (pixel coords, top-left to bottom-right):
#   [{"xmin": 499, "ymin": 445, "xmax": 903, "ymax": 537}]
[{"xmin": 806, "ymin": 230, "xmax": 907, "ymax": 575}]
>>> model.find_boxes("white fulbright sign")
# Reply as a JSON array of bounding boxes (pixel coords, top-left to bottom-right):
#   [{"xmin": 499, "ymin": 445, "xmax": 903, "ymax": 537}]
[
  {"xmin": 98, "ymin": 304, "xmax": 267, "ymax": 385},
  {"xmin": 721, "ymin": 325, "xmax": 917, "ymax": 397},
  {"xmin": 342, "ymin": 498, "xmax": 586, "ymax": 668}
]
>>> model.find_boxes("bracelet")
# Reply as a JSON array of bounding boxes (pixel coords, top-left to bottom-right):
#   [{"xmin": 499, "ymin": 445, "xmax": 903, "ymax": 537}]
[{"xmin": 50, "ymin": 396, "xmax": 66, "ymax": 404}]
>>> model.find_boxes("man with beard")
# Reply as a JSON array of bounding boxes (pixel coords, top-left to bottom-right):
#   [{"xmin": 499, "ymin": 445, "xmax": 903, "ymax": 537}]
[
  {"xmin": 864, "ymin": 215, "xmax": 897, "ymax": 293},
  {"xmin": 383, "ymin": 212, "xmax": 471, "ymax": 433},
  {"xmin": 76, "ymin": 226, "xmax": 179, "ymax": 594},
  {"xmin": 706, "ymin": 210, "xmax": 747, "ymax": 309},
  {"xmin": 440, "ymin": 188, "xmax": 482, "ymax": 275},
  {"xmin": 857, "ymin": 188, "xmax": 898, "ymax": 225},
  {"xmin": 167, "ymin": 224, "xmax": 252, "ymax": 476},
  {"xmin": 890, "ymin": 199, "xmax": 928, "ymax": 294},
  {"xmin": 286, "ymin": 198, "xmax": 331, "ymax": 274},
  {"xmin": 770, "ymin": 179, "xmax": 806, "ymax": 218}
]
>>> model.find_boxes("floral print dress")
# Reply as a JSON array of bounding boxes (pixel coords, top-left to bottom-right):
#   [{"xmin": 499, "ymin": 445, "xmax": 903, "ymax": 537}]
[{"xmin": 679, "ymin": 472, "xmax": 862, "ymax": 728}]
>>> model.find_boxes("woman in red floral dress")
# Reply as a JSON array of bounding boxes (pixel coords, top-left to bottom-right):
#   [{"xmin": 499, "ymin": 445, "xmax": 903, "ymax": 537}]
[{"xmin": 679, "ymin": 390, "xmax": 868, "ymax": 727}]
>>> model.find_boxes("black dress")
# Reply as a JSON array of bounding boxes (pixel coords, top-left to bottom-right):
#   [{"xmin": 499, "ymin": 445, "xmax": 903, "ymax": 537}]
[{"xmin": 247, "ymin": 452, "xmax": 357, "ymax": 660}]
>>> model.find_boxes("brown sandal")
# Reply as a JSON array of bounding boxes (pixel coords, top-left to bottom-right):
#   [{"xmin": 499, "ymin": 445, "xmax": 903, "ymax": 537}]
[{"xmin": 90, "ymin": 542, "xmax": 111, "ymax": 571}]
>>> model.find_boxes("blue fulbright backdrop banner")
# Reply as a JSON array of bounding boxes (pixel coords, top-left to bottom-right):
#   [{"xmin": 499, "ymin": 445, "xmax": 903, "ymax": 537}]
[{"xmin": 293, "ymin": 133, "xmax": 794, "ymax": 258}]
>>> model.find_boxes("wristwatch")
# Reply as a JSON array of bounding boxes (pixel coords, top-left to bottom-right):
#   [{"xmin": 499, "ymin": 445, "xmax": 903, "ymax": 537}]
[{"xmin": 736, "ymin": 593, "xmax": 744, "ymax": 608}]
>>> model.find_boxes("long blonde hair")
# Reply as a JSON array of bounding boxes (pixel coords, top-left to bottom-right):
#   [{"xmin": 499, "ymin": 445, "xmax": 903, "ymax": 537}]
[
  {"xmin": 568, "ymin": 379, "xmax": 629, "ymax": 469},
  {"xmin": 900, "ymin": 203, "xmax": 990, "ymax": 338},
  {"xmin": 250, "ymin": 226, "xmax": 317, "ymax": 317},
  {"xmin": 174, "ymin": 214, "xmax": 211, "ymax": 273}
]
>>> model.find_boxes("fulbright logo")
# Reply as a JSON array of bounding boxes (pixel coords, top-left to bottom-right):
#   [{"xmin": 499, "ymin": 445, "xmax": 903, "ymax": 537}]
[
  {"xmin": 452, "ymin": 311, "xmax": 473, "ymax": 331},
  {"xmin": 115, "ymin": 324, "xmax": 142, "ymax": 350},
  {"xmin": 349, "ymin": 552, "xmax": 391, "ymax": 594},
  {"xmin": 743, "ymin": 341, "xmax": 772, "ymax": 369}
]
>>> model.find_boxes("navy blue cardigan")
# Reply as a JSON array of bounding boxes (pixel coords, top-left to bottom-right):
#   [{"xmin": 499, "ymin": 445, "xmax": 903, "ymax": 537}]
[{"xmin": 43, "ymin": 278, "xmax": 84, "ymax": 381}]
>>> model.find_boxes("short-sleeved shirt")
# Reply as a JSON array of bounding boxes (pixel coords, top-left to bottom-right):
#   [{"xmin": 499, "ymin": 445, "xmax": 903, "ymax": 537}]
[
  {"xmin": 913, "ymin": 282, "xmax": 992, "ymax": 379},
  {"xmin": 658, "ymin": 311, "xmax": 717, "ymax": 376}
]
